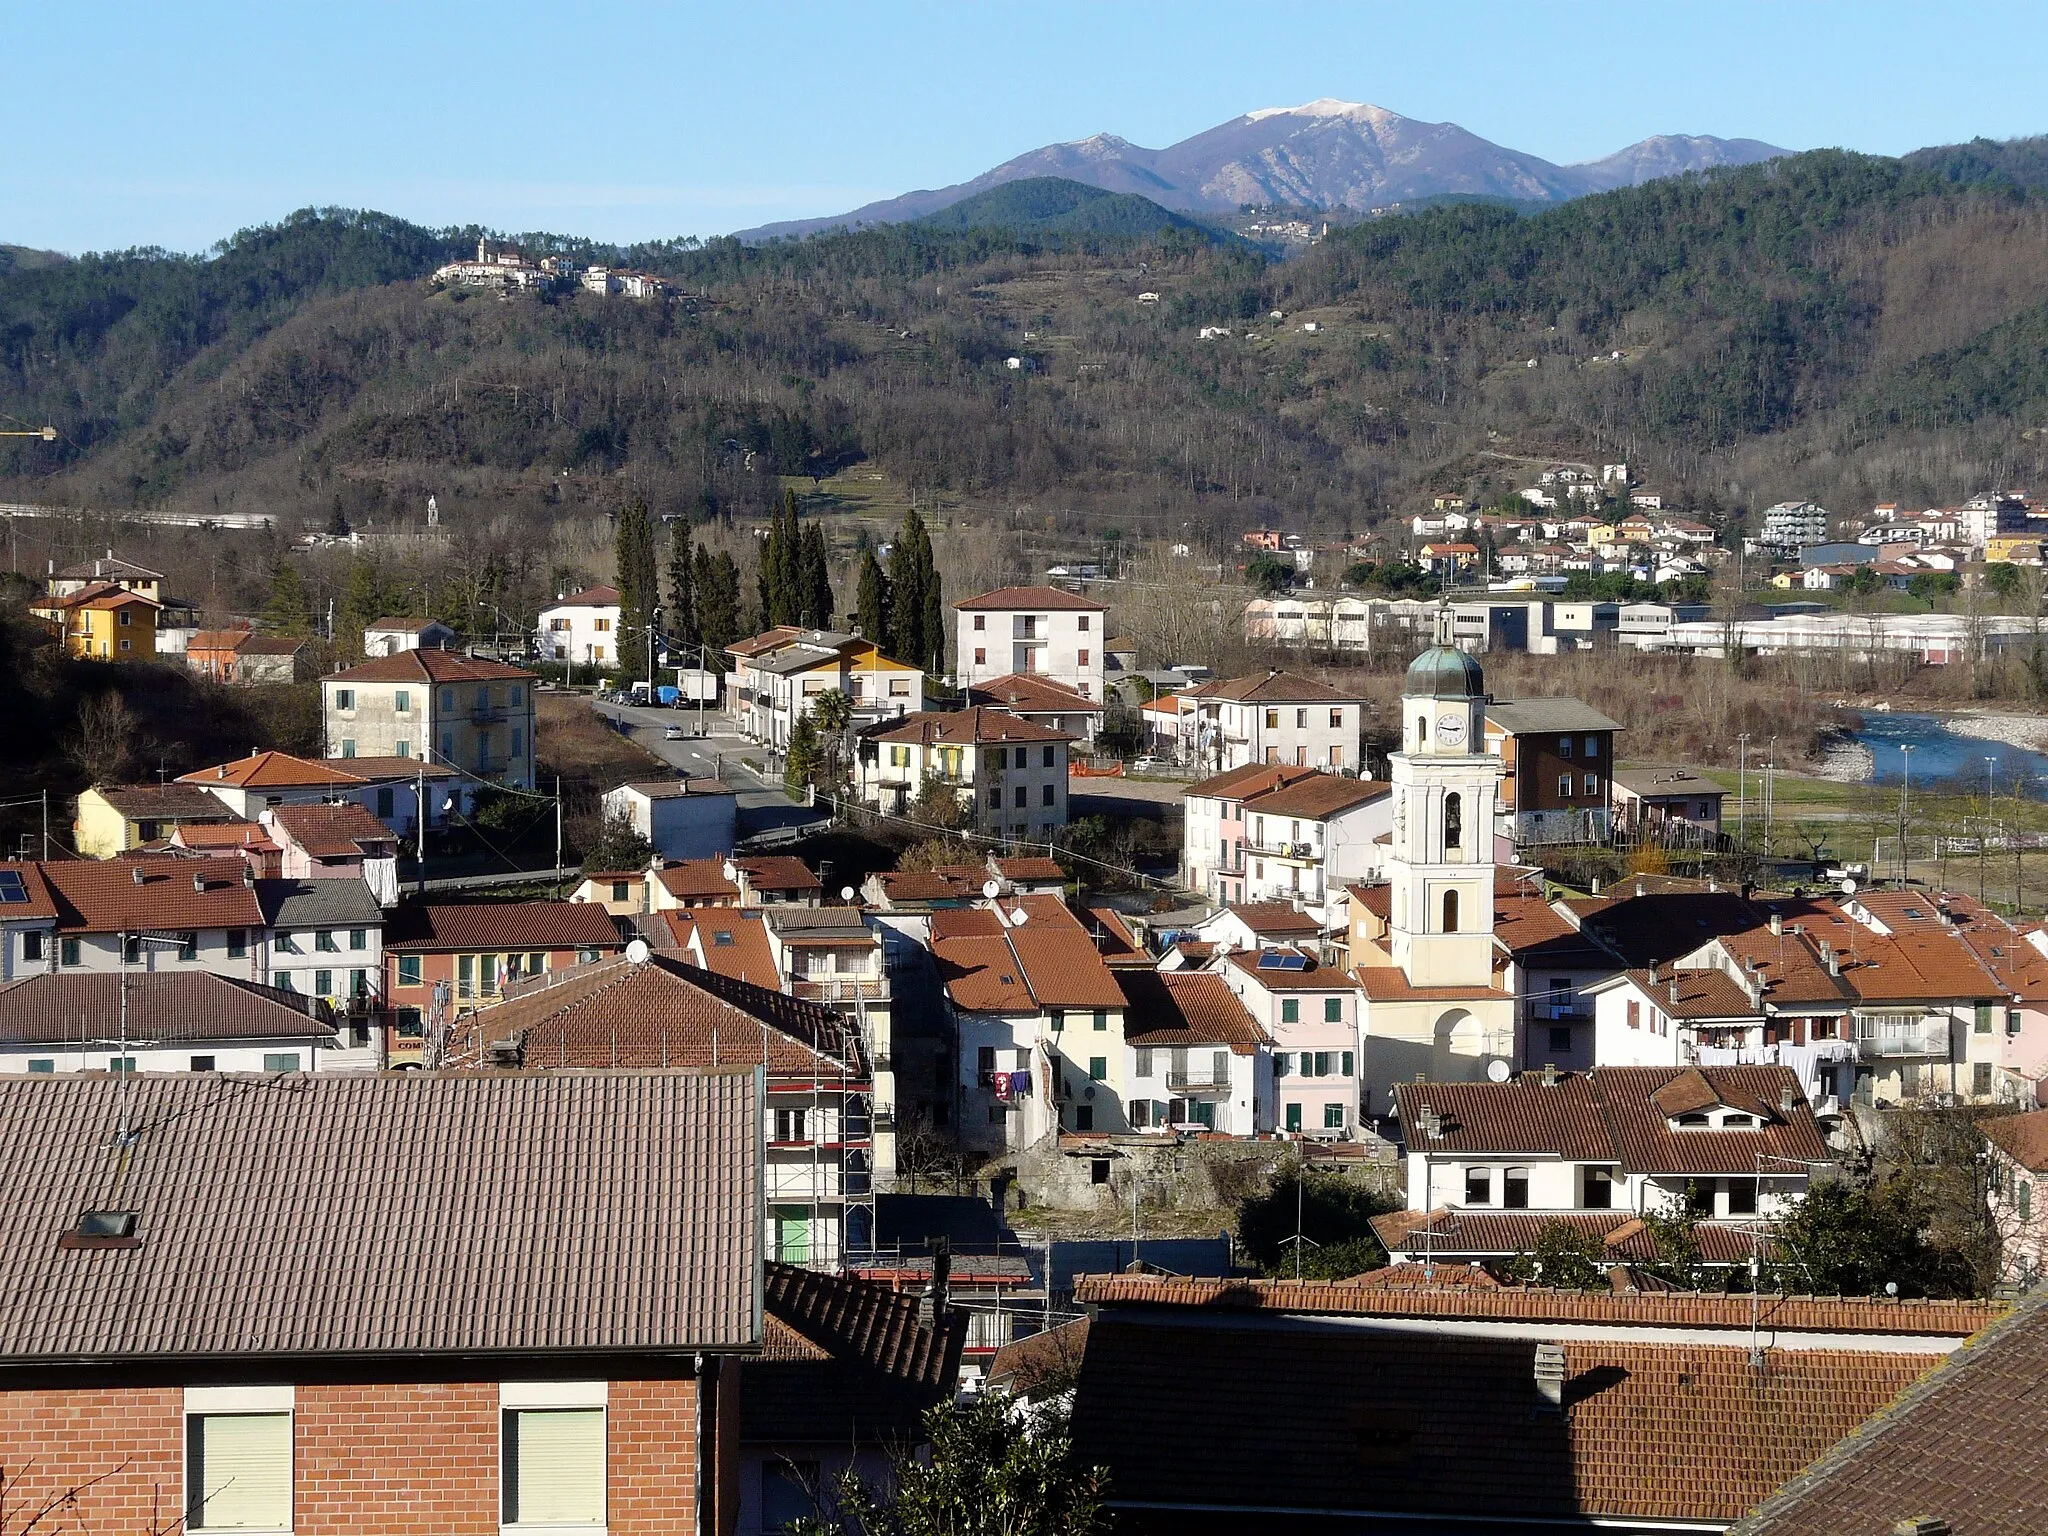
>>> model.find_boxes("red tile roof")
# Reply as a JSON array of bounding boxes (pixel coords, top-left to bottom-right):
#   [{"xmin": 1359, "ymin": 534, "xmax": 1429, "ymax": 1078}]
[
  {"xmin": 1225, "ymin": 946, "xmax": 1351, "ymax": 990},
  {"xmin": 1397, "ymin": 1065, "xmax": 1833, "ymax": 1176},
  {"xmin": 42, "ymin": 857, "xmax": 263, "ymax": 933},
  {"xmin": 1189, "ymin": 670, "xmax": 1362, "ymax": 704},
  {"xmin": 547, "ymin": 585, "xmax": 620, "ymax": 607},
  {"xmin": 1066, "ymin": 1309, "xmax": 1941, "ymax": 1527},
  {"xmin": 1070, "ymin": 1273, "xmax": 2005, "ymax": 1335},
  {"xmin": 654, "ymin": 857, "xmax": 741, "ymax": 902},
  {"xmin": 1223, "ymin": 901, "xmax": 1321, "ymax": 936},
  {"xmin": 89, "ymin": 783, "xmax": 242, "ymax": 822},
  {"xmin": 383, "ymin": 900, "xmax": 624, "ymax": 953},
  {"xmin": 1607, "ymin": 966, "xmax": 1761, "ymax": 1020},
  {"xmin": 933, "ymin": 897, "xmax": 1125, "ymax": 1012},
  {"xmin": 267, "ymin": 802, "xmax": 396, "ymax": 859},
  {"xmin": 1185, "ymin": 762, "xmax": 1319, "ymax": 801},
  {"xmin": 1239, "ymin": 774, "xmax": 1390, "ymax": 820},
  {"xmin": 966, "ymin": 674, "xmax": 1105, "ymax": 714},
  {"xmin": 953, "ymin": 585, "xmax": 1108, "ymax": 611},
  {"xmin": 0, "ymin": 971, "xmax": 333, "ymax": 1045},
  {"xmin": 328, "ymin": 648, "xmax": 534, "ymax": 684},
  {"xmin": 1119, "ymin": 970, "xmax": 1267, "ymax": 1051},
  {"xmin": 1735, "ymin": 1291, "xmax": 2048, "ymax": 1536},
  {"xmin": 1980, "ymin": 1107, "xmax": 2048, "ymax": 1173},
  {"xmin": 181, "ymin": 751, "xmax": 368, "ymax": 789},
  {"xmin": 868, "ymin": 707, "xmax": 1072, "ymax": 746},
  {"xmin": 993, "ymin": 856, "xmax": 1065, "ymax": 882},
  {"xmin": 737, "ymin": 855, "xmax": 822, "ymax": 893},
  {"xmin": 465, "ymin": 953, "xmax": 861, "ymax": 1078},
  {"xmin": 671, "ymin": 909, "xmax": 780, "ymax": 988}
]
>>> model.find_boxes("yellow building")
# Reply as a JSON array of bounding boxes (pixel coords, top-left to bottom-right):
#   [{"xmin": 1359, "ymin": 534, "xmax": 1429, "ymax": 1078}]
[
  {"xmin": 1986, "ymin": 535, "xmax": 2044, "ymax": 566},
  {"xmin": 30, "ymin": 583, "xmax": 161, "ymax": 660},
  {"xmin": 73, "ymin": 782, "xmax": 244, "ymax": 859}
]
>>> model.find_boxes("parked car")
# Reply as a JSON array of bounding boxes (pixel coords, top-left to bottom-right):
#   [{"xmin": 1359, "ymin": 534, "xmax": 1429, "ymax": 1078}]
[
  {"xmin": 663, "ymin": 724, "xmax": 685, "ymax": 740},
  {"xmin": 1132, "ymin": 755, "xmax": 1168, "ymax": 772}
]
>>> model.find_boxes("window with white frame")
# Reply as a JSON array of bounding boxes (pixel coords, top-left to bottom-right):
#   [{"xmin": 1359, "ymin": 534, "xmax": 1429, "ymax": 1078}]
[
  {"xmin": 186, "ymin": 1385, "xmax": 293, "ymax": 1534},
  {"xmin": 501, "ymin": 1381, "xmax": 607, "ymax": 1530}
]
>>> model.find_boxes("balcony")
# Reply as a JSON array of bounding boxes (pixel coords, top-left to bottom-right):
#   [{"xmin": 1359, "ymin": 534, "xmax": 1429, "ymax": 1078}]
[
  {"xmin": 468, "ymin": 704, "xmax": 508, "ymax": 725},
  {"xmin": 1165, "ymin": 1071, "xmax": 1232, "ymax": 1093},
  {"xmin": 1857, "ymin": 1019, "xmax": 1951, "ymax": 1058},
  {"xmin": 793, "ymin": 976, "xmax": 890, "ymax": 1003},
  {"xmin": 1244, "ymin": 838, "xmax": 1318, "ymax": 862}
]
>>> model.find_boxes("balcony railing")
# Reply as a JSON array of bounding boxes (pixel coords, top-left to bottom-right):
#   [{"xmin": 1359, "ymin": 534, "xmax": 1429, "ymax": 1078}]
[
  {"xmin": 469, "ymin": 704, "xmax": 508, "ymax": 724},
  {"xmin": 1244, "ymin": 838, "xmax": 1318, "ymax": 861},
  {"xmin": 1165, "ymin": 1071, "xmax": 1232, "ymax": 1093},
  {"xmin": 1857, "ymin": 1019, "xmax": 1951, "ymax": 1058},
  {"xmin": 793, "ymin": 976, "xmax": 890, "ymax": 1003}
]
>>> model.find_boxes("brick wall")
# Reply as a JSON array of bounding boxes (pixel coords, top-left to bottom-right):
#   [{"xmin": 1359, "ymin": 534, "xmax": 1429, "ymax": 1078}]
[
  {"xmin": 0, "ymin": 1386, "xmax": 182, "ymax": 1532},
  {"xmin": 0, "ymin": 1373, "xmax": 710, "ymax": 1536}
]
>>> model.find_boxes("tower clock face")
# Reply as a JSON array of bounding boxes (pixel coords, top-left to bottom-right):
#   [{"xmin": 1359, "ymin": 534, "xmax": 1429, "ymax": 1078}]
[{"xmin": 1434, "ymin": 712, "xmax": 1468, "ymax": 746}]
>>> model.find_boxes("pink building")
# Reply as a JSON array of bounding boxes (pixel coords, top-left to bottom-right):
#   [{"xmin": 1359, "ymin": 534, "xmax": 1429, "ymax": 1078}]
[{"xmin": 1217, "ymin": 945, "xmax": 1361, "ymax": 1138}]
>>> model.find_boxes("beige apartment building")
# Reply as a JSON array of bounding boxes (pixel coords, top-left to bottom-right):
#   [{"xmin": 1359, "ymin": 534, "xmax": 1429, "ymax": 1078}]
[{"xmin": 321, "ymin": 650, "xmax": 539, "ymax": 789}]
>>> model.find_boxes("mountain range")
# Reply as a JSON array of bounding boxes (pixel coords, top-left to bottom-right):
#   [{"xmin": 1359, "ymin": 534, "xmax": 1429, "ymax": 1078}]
[{"xmin": 737, "ymin": 99, "xmax": 1788, "ymax": 239}]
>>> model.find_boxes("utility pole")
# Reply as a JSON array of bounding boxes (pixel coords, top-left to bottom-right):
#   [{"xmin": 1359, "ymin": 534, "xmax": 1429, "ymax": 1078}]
[
  {"xmin": 1984, "ymin": 756, "xmax": 1997, "ymax": 906},
  {"xmin": 1898, "ymin": 744, "xmax": 1915, "ymax": 887},
  {"xmin": 415, "ymin": 761, "xmax": 427, "ymax": 895},
  {"xmin": 1737, "ymin": 733, "xmax": 1749, "ymax": 850},
  {"xmin": 554, "ymin": 776, "xmax": 564, "ymax": 896}
]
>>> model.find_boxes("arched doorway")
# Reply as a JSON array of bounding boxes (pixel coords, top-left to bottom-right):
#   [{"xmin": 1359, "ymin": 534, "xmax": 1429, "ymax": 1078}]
[{"xmin": 1433, "ymin": 1008, "xmax": 1482, "ymax": 1079}]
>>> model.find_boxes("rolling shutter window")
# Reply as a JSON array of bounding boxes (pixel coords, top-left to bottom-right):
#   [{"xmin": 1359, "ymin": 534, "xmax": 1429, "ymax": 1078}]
[
  {"xmin": 504, "ymin": 1408, "xmax": 606, "ymax": 1526},
  {"xmin": 188, "ymin": 1412, "xmax": 292, "ymax": 1531}
]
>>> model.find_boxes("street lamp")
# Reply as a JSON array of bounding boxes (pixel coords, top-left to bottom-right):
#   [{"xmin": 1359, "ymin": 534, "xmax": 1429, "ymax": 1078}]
[
  {"xmin": 0, "ymin": 427, "xmax": 58, "ymax": 441},
  {"xmin": 1898, "ymin": 743, "xmax": 1916, "ymax": 886}
]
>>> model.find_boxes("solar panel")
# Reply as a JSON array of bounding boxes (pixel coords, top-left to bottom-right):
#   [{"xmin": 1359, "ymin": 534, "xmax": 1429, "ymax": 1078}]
[
  {"xmin": 0, "ymin": 872, "xmax": 29, "ymax": 905},
  {"xmin": 1258, "ymin": 951, "xmax": 1310, "ymax": 971}
]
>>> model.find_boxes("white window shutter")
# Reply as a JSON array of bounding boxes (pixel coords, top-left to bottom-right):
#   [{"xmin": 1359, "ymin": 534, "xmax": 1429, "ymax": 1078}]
[
  {"xmin": 191, "ymin": 1412, "xmax": 292, "ymax": 1530},
  {"xmin": 510, "ymin": 1407, "xmax": 606, "ymax": 1526}
]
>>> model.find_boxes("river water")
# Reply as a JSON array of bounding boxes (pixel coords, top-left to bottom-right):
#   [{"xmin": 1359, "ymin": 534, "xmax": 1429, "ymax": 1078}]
[{"xmin": 1853, "ymin": 712, "xmax": 2048, "ymax": 796}]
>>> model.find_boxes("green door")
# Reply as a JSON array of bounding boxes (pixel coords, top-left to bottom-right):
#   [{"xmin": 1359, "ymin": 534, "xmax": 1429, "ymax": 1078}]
[{"xmin": 772, "ymin": 1206, "xmax": 812, "ymax": 1264}]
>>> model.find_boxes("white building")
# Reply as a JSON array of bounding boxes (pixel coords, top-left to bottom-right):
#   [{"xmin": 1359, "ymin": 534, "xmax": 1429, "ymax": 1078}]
[
  {"xmin": 1180, "ymin": 671, "xmax": 1364, "ymax": 773},
  {"xmin": 600, "ymin": 779, "xmax": 738, "ymax": 861},
  {"xmin": 953, "ymin": 586, "xmax": 1109, "ymax": 698},
  {"xmin": 322, "ymin": 649, "xmax": 539, "ymax": 789},
  {"xmin": 857, "ymin": 708, "xmax": 1071, "ymax": 840},
  {"xmin": 254, "ymin": 878, "xmax": 386, "ymax": 1056},
  {"xmin": 727, "ymin": 630, "xmax": 923, "ymax": 751},
  {"xmin": 362, "ymin": 617, "xmax": 458, "ymax": 658},
  {"xmin": 1758, "ymin": 500, "xmax": 1830, "ymax": 557},
  {"xmin": 536, "ymin": 585, "xmax": 623, "ymax": 668},
  {"xmin": 1394, "ymin": 1064, "xmax": 1832, "ymax": 1225},
  {"xmin": 1182, "ymin": 763, "xmax": 1391, "ymax": 912},
  {"xmin": 0, "ymin": 970, "xmax": 348, "ymax": 1076},
  {"xmin": 1117, "ymin": 969, "xmax": 1270, "ymax": 1135}
]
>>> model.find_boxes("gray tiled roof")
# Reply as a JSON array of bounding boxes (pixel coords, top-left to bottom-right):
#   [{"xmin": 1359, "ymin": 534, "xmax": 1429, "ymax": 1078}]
[
  {"xmin": 0, "ymin": 1070, "xmax": 760, "ymax": 1362},
  {"xmin": 1485, "ymin": 697, "xmax": 1626, "ymax": 734},
  {"xmin": 255, "ymin": 877, "xmax": 386, "ymax": 929}
]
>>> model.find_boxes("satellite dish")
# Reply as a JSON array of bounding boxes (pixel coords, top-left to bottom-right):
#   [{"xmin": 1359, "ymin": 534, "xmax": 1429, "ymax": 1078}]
[
  {"xmin": 1839, "ymin": 877, "xmax": 1858, "ymax": 896},
  {"xmin": 1009, "ymin": 908, "xmax": 1030, "ymax": 927},
  {"xmin": 982, "ymin": 879, "xmax": 1002, "ymax": 900},
  {"xmin": 840, "ymin": 885, "xmax": 856, "ymax": 902},
  {"xmin": 624, "ymin": 938, "xmax": 651, "ymax": 964},
  {"xmin": 1486, "ymin": 1059, "xmax": 1512, "ymax": 1083}
]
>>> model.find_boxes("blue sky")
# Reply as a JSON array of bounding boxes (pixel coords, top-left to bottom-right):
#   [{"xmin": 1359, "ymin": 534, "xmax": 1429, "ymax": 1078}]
[{"xmin": 10, "ymin": 0, "xmax": 2048, "ymax": 254}]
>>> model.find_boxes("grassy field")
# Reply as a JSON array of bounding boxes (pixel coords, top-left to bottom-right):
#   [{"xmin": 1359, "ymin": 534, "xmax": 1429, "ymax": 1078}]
[{"xmin": 1659, "ymin": 761, "xmax": 2048, "ymax": 911}]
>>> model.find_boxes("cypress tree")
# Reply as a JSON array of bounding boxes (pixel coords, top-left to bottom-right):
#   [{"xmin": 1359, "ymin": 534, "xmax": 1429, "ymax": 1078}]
[
  {"xmin": 696, "ymin": 546, "xmax": 742, "ymax": 661},
  {"xmin": 667, "ymin": 517, "xmax": 701, "ymax": 655},
  {"xmin": 887, "ymin": 509, "xmax": 944, "ymax": 671},
  {"xmin": 856, "ymin": 548, "xmax": 891, "ymax": 643},
  {"xmin": 614, "ymin": 496, "xmax": 660, "ymax": 682},
  {"xmin": 800, "ymin": 521, "xmax": 834, "ymax": 629}
]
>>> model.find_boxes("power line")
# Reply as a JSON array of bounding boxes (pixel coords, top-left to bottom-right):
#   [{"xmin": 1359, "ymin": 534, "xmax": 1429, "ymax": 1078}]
[{"xmin": 816, "ymin": 790, "xmax": 1176, "ymax": 891}]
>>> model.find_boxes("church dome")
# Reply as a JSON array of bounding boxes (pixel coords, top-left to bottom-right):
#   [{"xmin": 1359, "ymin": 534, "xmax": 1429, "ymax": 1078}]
[{"xmin": 1404, "ymin": 645, "xmax": 1485, "ymax": 699}]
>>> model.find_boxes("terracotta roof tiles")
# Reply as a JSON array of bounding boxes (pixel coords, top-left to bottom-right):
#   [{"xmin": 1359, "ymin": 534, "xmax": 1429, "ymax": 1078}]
[
  {"xmin": 383, "ymin": 900, "xmax": 624, "ymax": 953},
  {"xmin": 953, "ymin": 585, "xmax": 1108, "ymax": 611},
  {"xmin": 1119, "ymin": 970, "xmax": 1267, "ymax": 1051}
]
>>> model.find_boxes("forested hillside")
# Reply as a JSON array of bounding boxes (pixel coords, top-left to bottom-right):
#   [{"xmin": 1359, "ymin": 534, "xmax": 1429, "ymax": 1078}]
[{"xmin": 9, "ymin": 139, "xmax": 2048, "ymax": 556}]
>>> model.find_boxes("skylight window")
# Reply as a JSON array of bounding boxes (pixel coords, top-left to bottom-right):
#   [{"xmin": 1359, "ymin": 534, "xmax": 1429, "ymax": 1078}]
[
  {"xmin": 0, "ymin": 872, "xmax": 28, "ymax": 904},
  {"xmin": 60, "ymin": 1209, "xmax": 142, "ymax": 1250}
]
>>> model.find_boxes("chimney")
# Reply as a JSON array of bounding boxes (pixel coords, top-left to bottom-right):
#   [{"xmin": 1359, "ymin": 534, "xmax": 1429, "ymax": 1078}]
[
  {"xmin": 131, "ymin": 865, "xmax": 145, "ymax": 886},
  {"xmin": 1635, "ymin": 880, "xmax": 1645, "ymax": 898},
  {"xmin": 1770, "ymin": 913, "xmax": 1783, "ymax": 937},
  {"xmin": 1541, "ymin": 1063, "xmax": 1558, "ymax": 1087},
  {"xmin": 1669, "ymin": 978, "xmax": 1680, "ymax": 1006},
  {"xmin": 1890, "ymin": 1521, "xmax": 1950, "ymax": 1536},
  {"xmin": 1779, "ymin": 1084, "xmax": 1797, "ymax": 1115},
  {"xmin": 1416, "ymin": 1103, "xmax": 1440, "ymax": 1138},
  {"xmin": 1533, "ymin": 1342, "xmax": 1566, "ymax": 1412},
  {"xmin": 192, "ymin": 873, "xmax": 205, "ymax": 894}
]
